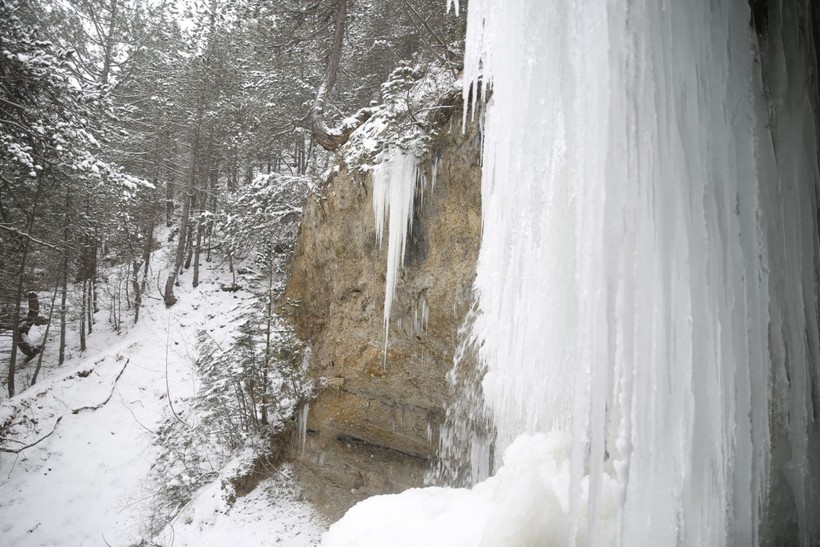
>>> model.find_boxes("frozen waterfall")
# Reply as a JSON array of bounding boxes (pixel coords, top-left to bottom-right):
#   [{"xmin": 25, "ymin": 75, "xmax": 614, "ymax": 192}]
[
  {"xmin": 463, "ymin": 0, "xmax": 819, "ymax": 544},
  {"xmin": 324, "ymin": 0, "xmax": 820, "ymax": 545}
]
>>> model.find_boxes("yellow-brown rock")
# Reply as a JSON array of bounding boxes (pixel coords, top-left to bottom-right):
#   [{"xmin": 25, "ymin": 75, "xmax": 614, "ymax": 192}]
[{"xmin": 281, "ymin": 118, "xmax": 481, "ymax": 521}]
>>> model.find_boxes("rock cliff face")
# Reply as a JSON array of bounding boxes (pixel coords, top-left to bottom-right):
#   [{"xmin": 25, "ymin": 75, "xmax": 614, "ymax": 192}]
[{"xmin": 281, "ymin": 117, "xmax": 481, "ymax": 521}]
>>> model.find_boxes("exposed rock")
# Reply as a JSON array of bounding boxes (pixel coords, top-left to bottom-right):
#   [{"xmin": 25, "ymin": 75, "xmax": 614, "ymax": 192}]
[{"xmin": 281, "ymin": 116, "xmax": 481, "ymax": 521}]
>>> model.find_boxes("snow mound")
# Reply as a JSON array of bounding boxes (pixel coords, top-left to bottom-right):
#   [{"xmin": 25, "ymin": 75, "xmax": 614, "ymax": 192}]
[{"xmin": 322, "ymin": 433, "xmax": 617, "ymax": 546}]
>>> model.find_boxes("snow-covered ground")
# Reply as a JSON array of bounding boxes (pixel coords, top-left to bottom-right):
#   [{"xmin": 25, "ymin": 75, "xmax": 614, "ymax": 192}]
[
  {"xmin": 0, "ymin": 259, "xmax": 325, "ymax": 546},
  {"xmin": 321, "ymin": 433, "xmax": 617, "ymax": 547},
  {"xmin": 162, "ymin": 466, "xmax": 322, "ymax": 547}
]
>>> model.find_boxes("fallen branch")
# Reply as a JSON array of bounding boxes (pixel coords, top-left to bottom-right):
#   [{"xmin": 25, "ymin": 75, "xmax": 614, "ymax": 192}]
[
  {"xmin": 0, "ymin": 416, "xmax": 63, "ymax": 454},
  {"xmin": 72, "ymin": 358, "xmax": 130, "ymax": 414},
  {"xmin": 0, "ymin": 436, "xmax": 26, "ymax": 445},
  {"xmin": 164, "ymin": 316, "xmax": 189, "ymax": 430},
  {"xmin": 122, "ymin": 400, "xmax": 157, "ymax": 436}
]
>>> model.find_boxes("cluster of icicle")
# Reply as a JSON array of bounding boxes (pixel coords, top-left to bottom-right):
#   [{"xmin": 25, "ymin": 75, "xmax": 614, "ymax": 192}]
[
  {"xmin": 371, "ymin": 149, "xmax": 422, "ymax": 354},
  {"xmin": 458, "ymin": 0, "xmax": 820, "ymax": 545}
]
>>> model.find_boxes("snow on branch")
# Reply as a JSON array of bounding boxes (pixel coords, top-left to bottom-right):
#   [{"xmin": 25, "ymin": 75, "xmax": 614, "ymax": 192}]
[{"xmin": 0, "ymin": 224, "xmax": 60, "ymax": 250}]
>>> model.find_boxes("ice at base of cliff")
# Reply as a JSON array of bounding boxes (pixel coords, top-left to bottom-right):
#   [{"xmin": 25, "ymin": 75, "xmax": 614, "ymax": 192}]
[{"xmin": 321, "ymin": 433, "xmax": 618, "ymax": 546}]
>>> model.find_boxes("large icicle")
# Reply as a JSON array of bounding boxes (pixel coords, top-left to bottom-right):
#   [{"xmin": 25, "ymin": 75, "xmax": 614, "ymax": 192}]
[{"xmin": 372, "ymin": 149, "xmax": 419, "ymax": 349}]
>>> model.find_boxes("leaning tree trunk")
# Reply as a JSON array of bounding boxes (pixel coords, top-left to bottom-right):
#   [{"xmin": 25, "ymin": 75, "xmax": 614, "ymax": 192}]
[
  {"xmin": 141, "ymin": 216, "xmax": 154, "ymax": 293},
  {"xmin": 7, "ymin": 174, "xmax": 45, "ymax": 397},
  {"xmin": 31, "ymin": 280, "xmax": 60, "ymax": 385},
  {"xmin": 310, "ymin": 0, "xmax": 375, "ymax": 151},
  {"xmin": 164, "ymin": 186, "xmax": 192, "ymax": 307}
]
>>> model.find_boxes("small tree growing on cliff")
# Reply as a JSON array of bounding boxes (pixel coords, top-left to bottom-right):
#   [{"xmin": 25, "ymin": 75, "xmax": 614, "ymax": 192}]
[
  {"xmin": 218, "ymin": 173, "xmax": 307, "ymax": 286},
  {"xmin": 195, "ymin": 300, "xmax": 306, "ymax": 449},
  {"xmin": 198, "ymin": 172, "xmax": 311, "ymax": 442}
]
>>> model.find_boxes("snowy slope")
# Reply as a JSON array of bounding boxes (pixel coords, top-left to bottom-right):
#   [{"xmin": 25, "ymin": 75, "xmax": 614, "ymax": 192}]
[
  {"xmin": 161, "ymin": 466, "xmax": 322, "ymax": 547},
  {"xmin": 0, "ymin": 260, "xmax": 325, "ymax": 546}
]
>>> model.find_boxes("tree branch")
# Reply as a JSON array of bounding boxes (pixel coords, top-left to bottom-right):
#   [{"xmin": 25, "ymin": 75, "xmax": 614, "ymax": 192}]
[
  {"xmin": 0, "ymin": 224, "xmax": 61, "ymax": 250},
  {"xmin": 71, "ymin": 358, "xmax": 130, "ymax": 414},
  {"xmin": 0, "ymin": 416, "xmax": 63, "ymax": 454},
  {"xmin": 400, "ymin": 0, "xmax": 449, "ymax": 64}
]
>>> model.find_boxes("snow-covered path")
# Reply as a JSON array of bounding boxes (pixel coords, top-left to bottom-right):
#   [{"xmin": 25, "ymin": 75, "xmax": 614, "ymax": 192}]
[
  {"xmin": 0, "ymin": 347, "xmax": 168, "ymax": 545},
  {"xmin": 0, "ymin": 267, "xmax": 325, "ymax": 546}
]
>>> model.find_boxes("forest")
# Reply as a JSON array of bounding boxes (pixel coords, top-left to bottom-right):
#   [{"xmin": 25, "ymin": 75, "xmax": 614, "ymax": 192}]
[{"xmin": 0, "ymin": 0, "xmax": 462, "ymax": 395}]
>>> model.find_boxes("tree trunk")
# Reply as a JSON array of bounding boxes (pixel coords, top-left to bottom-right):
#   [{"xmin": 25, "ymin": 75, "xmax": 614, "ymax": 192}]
[
  {"xmin": 59, "ymin": 258, "xmax": 68, "ymax": 366},
  {"xmin": 207, "ymin": 151, "xmax": 218, "ymax": 263},
  {"xmin": 164, "ymin": 98, "xmax": 202, "ymax": 306},
  {"xmin": 184, "ymin": 193, "xmax": 196, "ymax": 270},
  {"xmin": 79, "ymin": 279, "xmax": 87, "ymax": 352},
  {"xmin": 141, "ymin": 217, "xmax": 154, "ymax": 293},
  {"xmin": 164, "ymin": 190, "xmax": 191, "ymax": 306},
  {"xmin": 166, "ymin": 177, "xmax": 174, "ymax": 227},
  {"xmin": 99, "ymin": 0, "xmax": 118, "ymax": 86},
  {"xmin": 192, "ymin": 217, "xmax": 202, "ymax": 288},
  {"xmin": 228, "ymin": 150, "xmax": 237, "ymax": 191},
  {"xmin": 91, "ymin": 241, "xmax": 98, "ymax": 314},
  {"xmin": 245, "ymin": 163, "xmax": 253, "ymax": 186},
  {"xmin": 59, "ymin": 190, "xmax": 70, "ymax": 366},
  {"xmin": 261, "ymin": 249, "xmax": 276, "ymax": 425},
  {"xmin": 31, "ymin": 279, "xmax": 60, "ymax": 385},
  {"xmin": 7, "ymin": 174, "xmax": 45, "ymax": 397},
  {"xmin": 131, "ymin": 258, "xmax": 141, "ymax": 323},
  {"xmin": 191, "ymin": 130, "xmax": 213, "ymax": 284},
  {"xmin": 88, "ymin": 252, "xmax": 96, "ymax": 332},
  {"xmin": 306, "ymin": 136, "xmax": 315, "ymax": 174},
  {"xmin": 310, "ymin": 0, "xmax": 375, "ymax": 151}
]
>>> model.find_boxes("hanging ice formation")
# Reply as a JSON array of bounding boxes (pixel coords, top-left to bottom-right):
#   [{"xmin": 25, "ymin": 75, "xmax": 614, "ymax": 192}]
[
  {"xmin": 459, "ymin": 0, "xmax": 820, "ymax": 545},
  {"xmin": 372, "ymin": 149, "xmax": 421, "ymax": 352}
]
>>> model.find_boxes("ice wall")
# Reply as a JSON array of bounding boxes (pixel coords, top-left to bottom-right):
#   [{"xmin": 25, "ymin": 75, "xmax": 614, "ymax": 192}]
[{"xmin": 462, "ymin": 0, "xmax": 819, "ymax": 545}]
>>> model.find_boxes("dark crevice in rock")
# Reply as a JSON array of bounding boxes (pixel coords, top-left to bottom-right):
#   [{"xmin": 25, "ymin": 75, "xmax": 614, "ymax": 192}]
[{"xmin": 336, "ymin": 434, "xmax": 430, "ymax": 463}]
